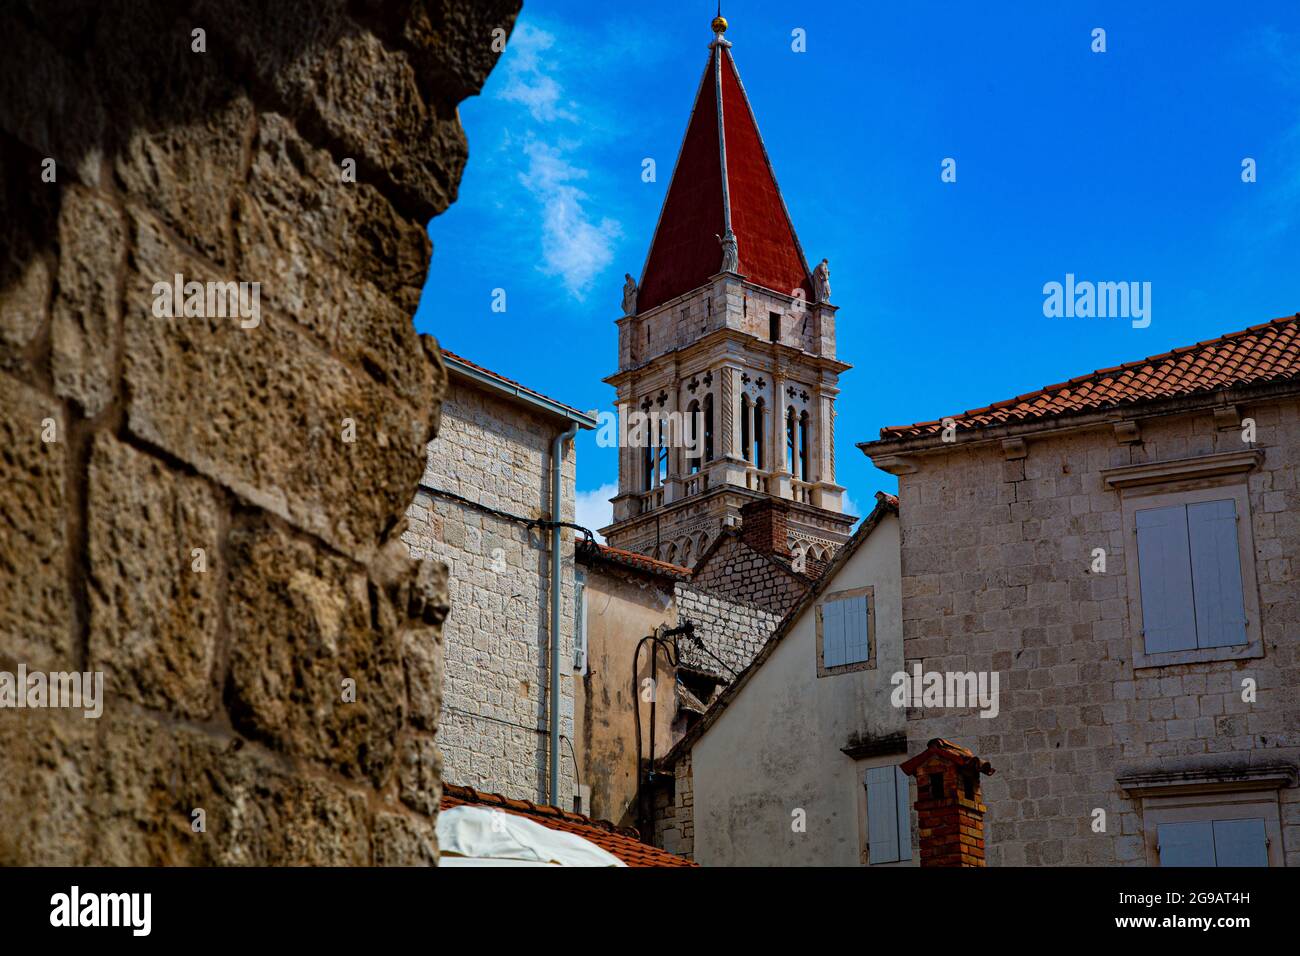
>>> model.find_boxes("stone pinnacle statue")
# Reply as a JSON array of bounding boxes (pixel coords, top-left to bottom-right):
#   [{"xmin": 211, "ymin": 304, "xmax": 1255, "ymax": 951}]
[
  {"xmin": 622, "ymin": 273, "xmax": 638, "ymax": 315},
  {"xmin": 813, "ymin": 258, "xmax": 831, "ymax": 302},
  {"xmin": 717, "ymin": 230, "xmax": 739, "ymax": 274}
]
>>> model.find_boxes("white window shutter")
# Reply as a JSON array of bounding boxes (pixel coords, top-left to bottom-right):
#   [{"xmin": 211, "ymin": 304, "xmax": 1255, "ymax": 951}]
[
  {"xmin": 844, "ymin": 595, "xmax": 870, "ymax": 665},
  {"xmin": 1186, "ymin": 499, "xmax": 1248, "ymax": 649},
  {"xmin": 1135, "ymin": 504, "xmax": 1198, "ymax": 653},
  {"xmin": 573, "ymin": 573, "xmax": 587, "ymax": 672},
  {"xmin": 1157, "ymin": 821, "xmax": 1215, "ymax": 866},
  {"xmin": 894, "ymin": 766, "xmax": 912, "ymax": 862},
  {"xmin": 866, "ymin": 766, "xmax": 900, "ymax": 864},
  {"xmin": 1211, "ymin": 818, "xmax": 1268, "ymax": 867},
  {"xmin": 823, "ymin": 599, "xmax": 846, "ymax": 668}
]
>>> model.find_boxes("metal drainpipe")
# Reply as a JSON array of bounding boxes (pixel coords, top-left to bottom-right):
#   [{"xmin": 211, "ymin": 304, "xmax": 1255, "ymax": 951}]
[{"xmin": 549, "ymin": 422, "xmax": 579, "ymax": 805}]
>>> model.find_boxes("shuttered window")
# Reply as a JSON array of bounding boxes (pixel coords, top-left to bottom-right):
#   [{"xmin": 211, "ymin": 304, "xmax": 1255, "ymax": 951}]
[
  {"xmin": 1135, "ymin": 499, "xmax": 1247, "ymax": 655},
  {"xmin": 1156, "ymin": 817, "xmax": 1267, "ymax": 867},
  {"xmin": 865, "ymin": 765, "xmax": 912, "ymax": 865},
  {"xmin": 822, "ymin": 594, "xmax": 870, "ymax": 668},
  {"xmin": 573, "ymin": 571, "xmax": 588, "ymax": 673}
]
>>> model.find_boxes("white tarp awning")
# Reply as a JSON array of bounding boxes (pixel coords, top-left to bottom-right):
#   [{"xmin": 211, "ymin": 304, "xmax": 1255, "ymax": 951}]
[{"xmin": 436, "ymin": 805, "xmax": 628, "ymax": 867}]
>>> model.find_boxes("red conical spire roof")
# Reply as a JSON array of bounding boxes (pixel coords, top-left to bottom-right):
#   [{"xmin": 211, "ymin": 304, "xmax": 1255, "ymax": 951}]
[{"xmin": 636, "ymin": 31, "xmax": 814, "ymax": 314}]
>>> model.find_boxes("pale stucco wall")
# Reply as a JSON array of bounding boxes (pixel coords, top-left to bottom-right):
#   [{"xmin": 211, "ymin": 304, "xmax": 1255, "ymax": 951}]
[
  {"xmin": 573, "ymin": 563, "xmax": 677, "ymax": 829},
  {"xmin": 691, "ymin": 513, "xmax": 904, "ymax": 866}
]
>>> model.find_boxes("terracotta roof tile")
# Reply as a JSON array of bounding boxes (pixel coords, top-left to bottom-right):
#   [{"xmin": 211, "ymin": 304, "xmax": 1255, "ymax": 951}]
[
  {"xmin": 440, "ymin": 784, "xmax": 695, "ymax": 867},
  {"xmin": 637, "ymin": 44, "xmax": 813, "ymax": 313},
  {"xmin": 877, "ymin": 314, "xmax": 1300, "ymax": 440},
  {"xmin": 577, "ymin": 540, "xmax": 694, "ymax": 580}
]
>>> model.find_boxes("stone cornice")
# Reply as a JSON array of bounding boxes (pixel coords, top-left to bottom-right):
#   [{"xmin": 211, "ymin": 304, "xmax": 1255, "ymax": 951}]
[
  {"xmin": 1101, "ymin": 449, "xmax": 1264, "ymax": 489},
  {"xmin": 605, "ymin": 327, "xmax": 850, "ymax": 388}
]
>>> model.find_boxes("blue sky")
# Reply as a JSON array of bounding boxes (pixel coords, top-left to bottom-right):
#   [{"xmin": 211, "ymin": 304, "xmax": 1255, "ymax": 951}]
[{"xmin": 412, "ymin": 1, "xmax": 1300, "ymax": 536}]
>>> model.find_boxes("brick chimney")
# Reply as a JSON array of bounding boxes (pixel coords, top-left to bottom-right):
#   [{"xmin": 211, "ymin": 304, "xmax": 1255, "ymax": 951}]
[
  {"xmin": 740, "ymin": 498, "xmax": 792, "ymax": 558},
  {"xmin": 900, "ymin": 738, "xmax": 995, "ymax": 867}
]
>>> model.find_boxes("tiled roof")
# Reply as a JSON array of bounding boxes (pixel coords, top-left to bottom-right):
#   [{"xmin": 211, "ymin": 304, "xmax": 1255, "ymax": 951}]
[
  {"xmin": 577, "ymin": 540, "xmax": 693, "ymax": 580},
  {"xmin": 636, "ymin": 43, "xmax": 813, "ymax": 312},
  {"xmin": 440, "ymin": 348, "xmax": 592, "ymax": 421},
  {"xmin": 440, "ymin": 784, "xmax": 695, "ymax": 867},
  {"xmin": 876, "ymin": 315, "xmax": 1300, "ymax": 440}
]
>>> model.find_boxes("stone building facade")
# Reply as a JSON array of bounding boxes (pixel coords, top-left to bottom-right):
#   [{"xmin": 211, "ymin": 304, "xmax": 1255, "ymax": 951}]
[
  {"xmin": 653, "ymin": 494, "xmax": 904, "ymax": 865},
  {"xmin": 404, "ymin": 351, "xmax": 594, "ymax": 809},
  {"xmin": 864, "ymin": 316, "xmax": 1300, "ymax": 867},
  {"xmin": 0, "ymin": 0, "xmax": 520, "ymax": 865},
  {"xmin": 600, "ymin": 20, "xmax": 853, "ymax": 564},
  {"xmin": 575, "ymin": 541, "xmax": 787, "ymax": 834}
]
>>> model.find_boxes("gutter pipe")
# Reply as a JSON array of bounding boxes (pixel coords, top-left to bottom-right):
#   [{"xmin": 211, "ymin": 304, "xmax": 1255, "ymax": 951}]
[{"xmin": 549, "ymin": 422, "xmax": 579, "ymax": 804}]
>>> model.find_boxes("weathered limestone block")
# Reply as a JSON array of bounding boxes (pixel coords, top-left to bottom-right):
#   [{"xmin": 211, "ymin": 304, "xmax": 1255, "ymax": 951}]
[
  {"xmin": 0, "ymin": 375, "xmax": 69, "ymax": 669},
  {"xmin": 0, "ymin": 708, "xmax": 98, "ymax": 865},
  {"xmin": 125, "ymin": 208, "xmax": 433, "ymax": 560},
  {"xmin": 241, "ymin": 107, "xmax": 433, "ymax": 312},
  {"xmin": 399, "ymin": 733, "xmax": 442, "ymax": 815},
  {"xmin": 112, "ymin": 95, "xmax": 255, "ymax": 267},
  {"xmin": 89, "ymin": 713, "xmax": 372, "ymax": 866},
  {"xmin": 87, "ymin": 435, "xmax": 222, "ymax": 719},
  {"xmin": 225, "ymin": 518, "xmax": 407, "ymax": 786},
  {"xmin": 233, "ymin": 112, "xmax": 435, "ymax": 388},
  {"xmin": 0, "ymin": 255, "xmax": 50, "ymax": 367},
  {"xmin": 373, "ymin": 811, "xmax": 438, "ymax": 866},
  {"xmin": 0, "ymin": 0, "xmax": 520, "ymax": 867},
  {"xmin": 197, "ymin": 0, "xmax": 518, "ymax": 222},
  {"xmin": 50, "ymin": 189, "xmax": 126, "ymax": 417},
  {"xmin": 404, "ymin": 624, "xmax": 444, "ymax": 736}
]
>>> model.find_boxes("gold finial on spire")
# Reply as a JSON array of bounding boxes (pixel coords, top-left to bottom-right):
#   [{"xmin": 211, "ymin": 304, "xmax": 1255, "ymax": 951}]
[{"xmin": 712, "ymin": 3, "xmax": 727, "ymax": 36}]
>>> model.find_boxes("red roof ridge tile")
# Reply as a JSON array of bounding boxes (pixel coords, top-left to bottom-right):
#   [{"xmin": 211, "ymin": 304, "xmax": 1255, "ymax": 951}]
[{"xmin": 578, "ymin": 540, "xmax": 694, "ymax": 578}]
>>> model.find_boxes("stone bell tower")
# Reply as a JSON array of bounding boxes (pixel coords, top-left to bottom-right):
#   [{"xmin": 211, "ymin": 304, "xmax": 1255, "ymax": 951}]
[{"xmin": 600, "ymin": 14, "xmax": 854, "ymax": 568}]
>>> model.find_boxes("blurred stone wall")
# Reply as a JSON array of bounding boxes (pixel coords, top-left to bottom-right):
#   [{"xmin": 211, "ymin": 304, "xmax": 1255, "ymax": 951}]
[{"xmin": 0, "ymin": 0, "xmax": 519, "ymax": 865}]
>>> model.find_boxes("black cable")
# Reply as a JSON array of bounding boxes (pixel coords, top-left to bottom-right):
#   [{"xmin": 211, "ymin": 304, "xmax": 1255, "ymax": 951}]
[
  {"xmin": 444, "ymin": 705, "xmax": 581, "ymax": 806},
  {"xmin": 417, "ymin": 483, "xmax": 595, "ymax": 543},
  {"xmin": 679, "ymin": 627, "xmax": 739, "ymax": 679}
]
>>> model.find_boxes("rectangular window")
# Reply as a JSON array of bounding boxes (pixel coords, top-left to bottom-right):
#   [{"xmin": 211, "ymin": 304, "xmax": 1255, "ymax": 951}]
[
  {"xmin": 1134, "ymin": 783, "xmax": 1284, "ymax": 867},
  {"xmin": 573, "ymin": 570, "xmax": 588, "ymax": 674},
  {"xmin": 769, "ymin": 312, "xmax": 781, "ymax": 342},
  {"xmin": 1106, "ymin": 453, "xmax": 1264, "ymax": 669},
  {"xmin": 864, "ymin": 765, "xmax": 913, "ymax": 865},
  {"xmin": 817, "ymin": 587, "xmax": 874, "ymax": 676},
  {"xmin": 1135, "ymin": 498, "xmax": 1247, "ymax": 654},
  {"xmin": 1156, "ymin": 818, "xmax": 1268, "ymax": 867}
]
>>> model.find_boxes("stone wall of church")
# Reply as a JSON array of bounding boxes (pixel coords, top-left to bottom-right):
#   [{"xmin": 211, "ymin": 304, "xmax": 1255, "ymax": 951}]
[
  {"xmin": 403, "ymin": 380, "xmax": 578, "ymax": 808},
  {"xmin": 0, "ymin": 0, "xmax": 519, "ymax": 865}
]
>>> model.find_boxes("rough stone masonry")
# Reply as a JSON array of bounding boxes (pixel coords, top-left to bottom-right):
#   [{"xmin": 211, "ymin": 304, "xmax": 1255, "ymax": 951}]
[{"xmin": 0, "ymin": 0, "xmax": 520, "ymax": 865}]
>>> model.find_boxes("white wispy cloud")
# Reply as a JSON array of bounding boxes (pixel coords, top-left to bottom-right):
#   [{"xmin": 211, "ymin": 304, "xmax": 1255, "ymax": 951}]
[
  {"xmin": 575, "ymin": 482, "xmax": 618, "ymax": 543},
  {"xmin": 490, "ymin": 19, "xmax": 624, "ymax": 300},
  {"xmin": 497, "ymin": 22, "xmax": 575, "ymax": 123},
  {"xmin": 519, "ymin": 140, "xmax": 622, "ymax": 299}
]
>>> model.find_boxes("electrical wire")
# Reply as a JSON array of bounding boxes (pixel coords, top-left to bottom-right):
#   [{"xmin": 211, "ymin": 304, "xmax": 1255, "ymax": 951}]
[
  {"xmin": 418, "ymin": 483, "xmax": 596, "ymax": 543},
  {"xmin": 444, "ymin": 704, "xmax": 581, "ymax": 804}
]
